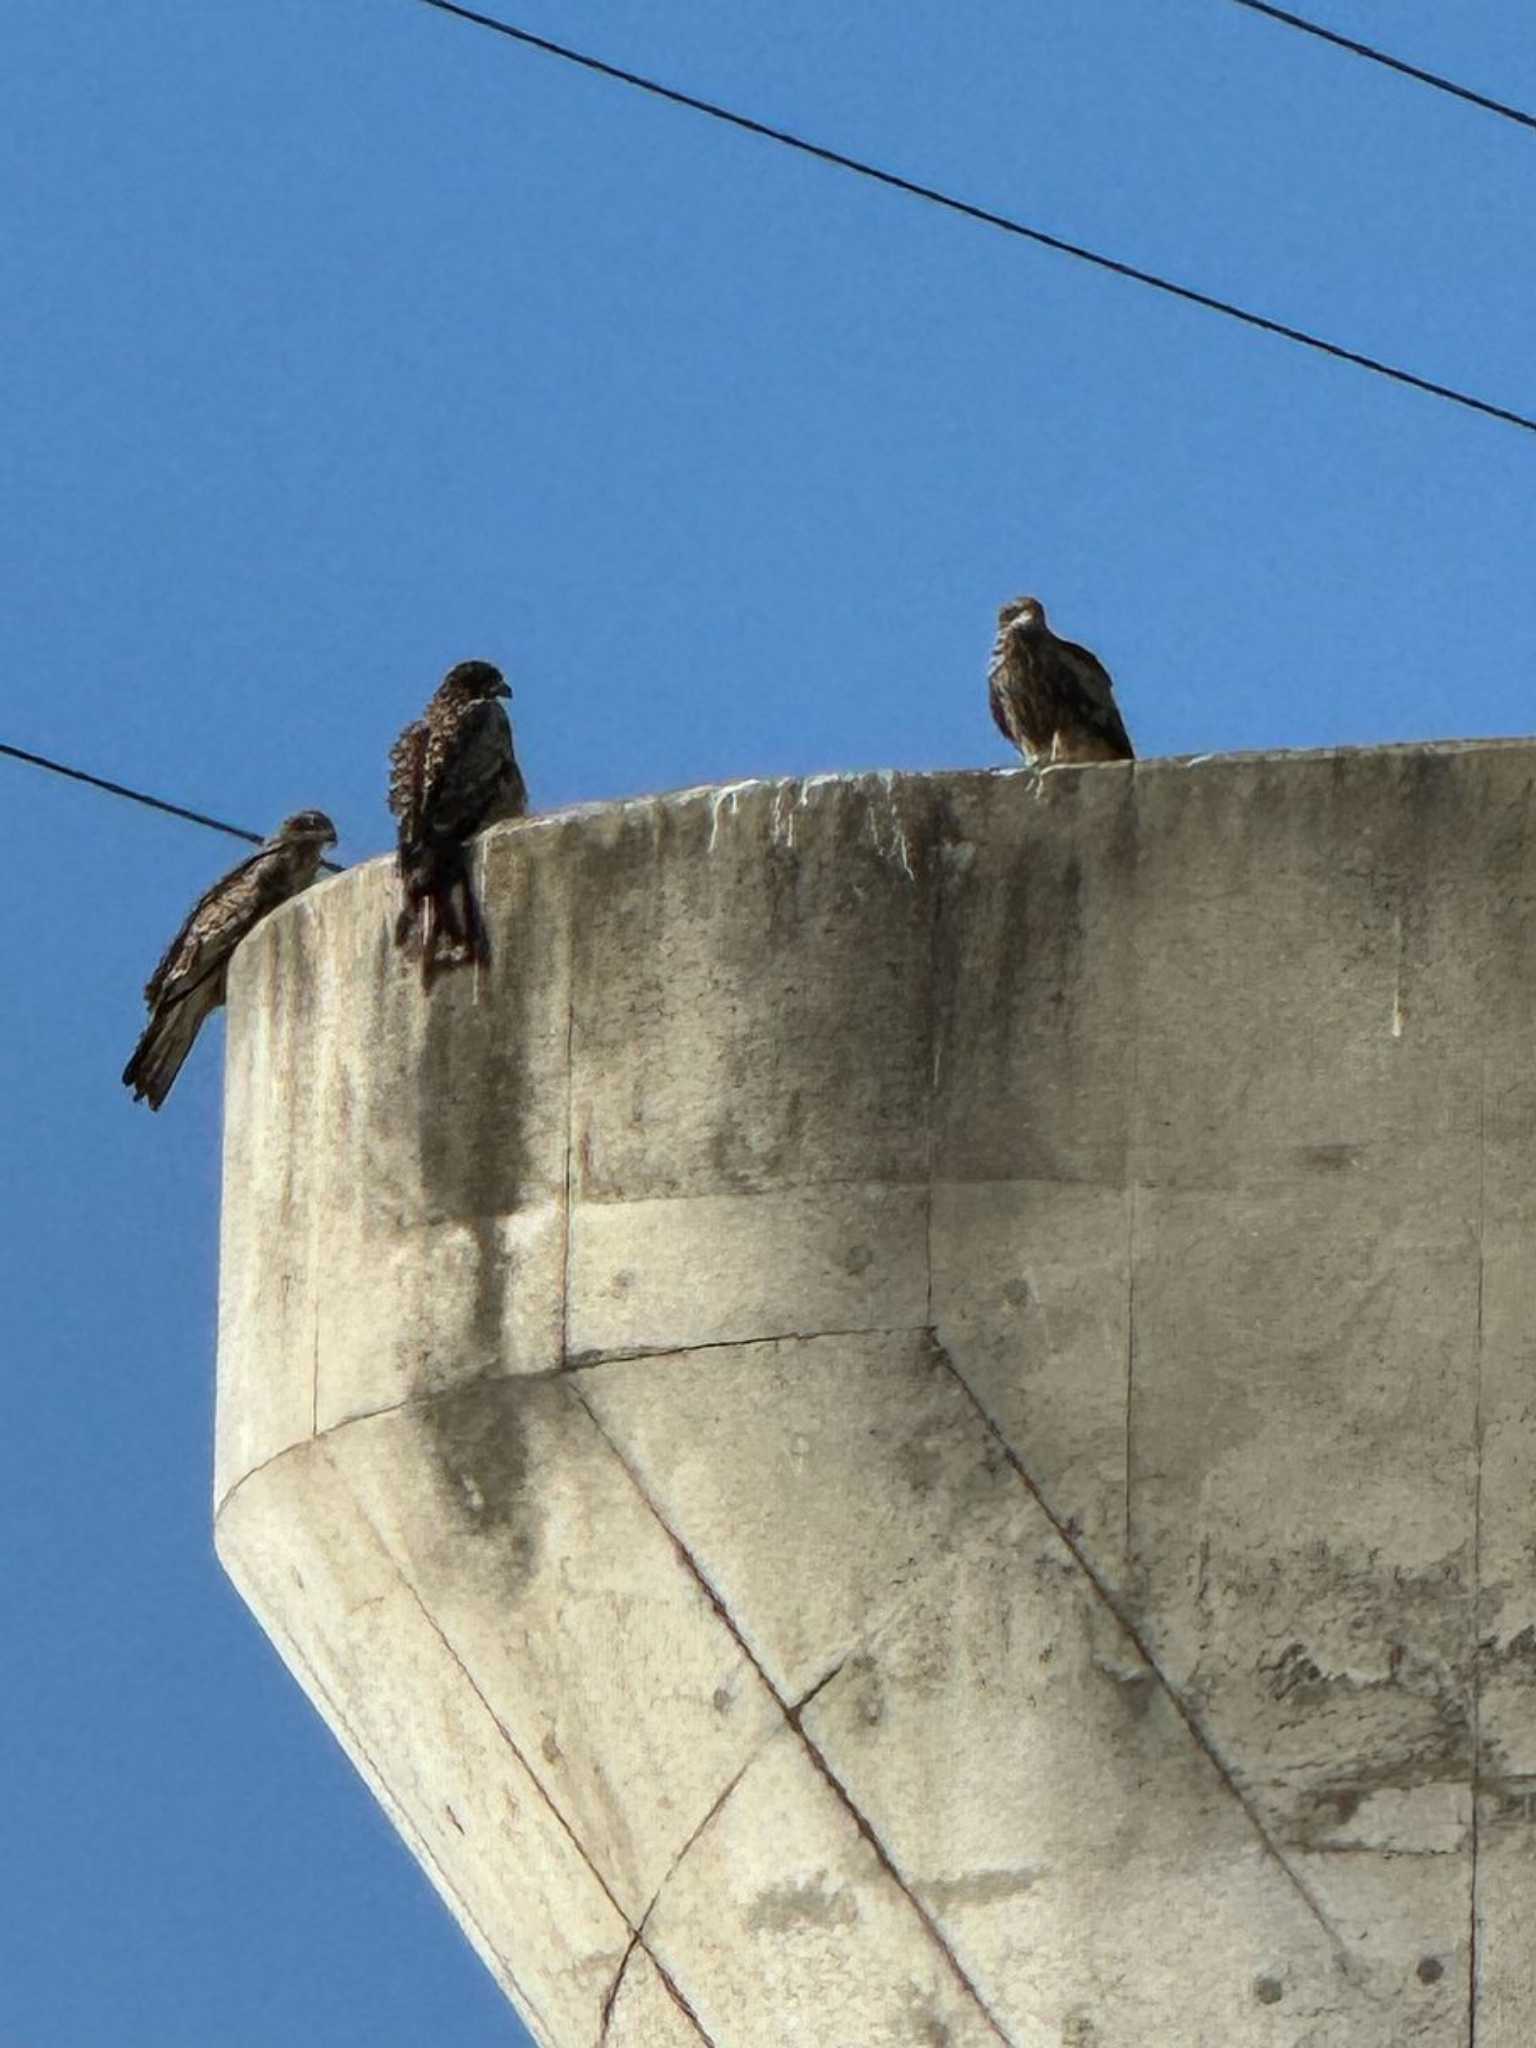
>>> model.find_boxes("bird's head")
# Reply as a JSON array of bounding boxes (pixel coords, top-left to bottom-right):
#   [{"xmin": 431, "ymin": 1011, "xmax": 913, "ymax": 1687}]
[
  {"xmin": 440, "ymin": 659, "xmax": 511, "ymax": 703},
  {"xmin": 277, "ymin": 810, "xmax": 339, "ymax": 850},
  {"xmin": 997, "ymin": 596, "xmax": 1047, "ymax": 635}
]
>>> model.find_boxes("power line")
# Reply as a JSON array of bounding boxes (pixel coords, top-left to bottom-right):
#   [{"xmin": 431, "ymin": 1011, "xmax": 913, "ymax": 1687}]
[
  {"xmin": 1225, "ymin": 1, "xmax": 1536, "ymax": 135},
  {"xmin": 408, "ymin": 0, "xmax": 1536, "ymax": 438},
  {"xmin": 0, "ymin": 741, "xmax": 345, "ymax": 871}
]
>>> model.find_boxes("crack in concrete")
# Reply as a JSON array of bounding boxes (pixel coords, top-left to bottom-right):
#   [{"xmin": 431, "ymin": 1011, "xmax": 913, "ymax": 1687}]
[
  {"xmin": 571, "ymin": 1387, "xmax": 1018, "ymax": 2048},
  {"xmin": 562, "ymin": 1324, "xmax": 931, "ymax": 1373},
  {"xmin": 571, "ymin": 1165, "xmax": 933, "ymax": 1207},
  {"xmin": 926, "ymin": 1331, "xmax": 1360, "ymax": 1980}
]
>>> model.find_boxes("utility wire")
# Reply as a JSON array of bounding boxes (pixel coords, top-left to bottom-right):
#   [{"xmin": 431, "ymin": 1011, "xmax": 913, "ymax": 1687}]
[
  {"xmin": 0, "ymin": 741, "xmax": 345, "ymax": 871},
  {"xmin": 409, "ymin": 0, "xmax": 1536, "ymax": 438},
  {"xmin": 1226, "ymin": 0, "xmax": 1536, "ymax": 135}
]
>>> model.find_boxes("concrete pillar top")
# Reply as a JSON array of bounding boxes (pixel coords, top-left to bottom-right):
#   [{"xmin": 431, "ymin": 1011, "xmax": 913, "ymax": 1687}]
[{"xmin": 218, "ymin": 744, "xmax": 1536, "ymax": 2046}]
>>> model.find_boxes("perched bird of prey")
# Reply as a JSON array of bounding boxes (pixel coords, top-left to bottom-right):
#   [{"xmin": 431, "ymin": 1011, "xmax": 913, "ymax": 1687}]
[
  {"xmin": 989, "ymin": 596, "xmax": 1134, "ymax": 766},
  {"xmin": 388, "ymin": 659, "xmax": 528, "ymax": 985},
  {"xmin": 123, "ymin": 810, "xmax": 338, "ymax": 1110}
]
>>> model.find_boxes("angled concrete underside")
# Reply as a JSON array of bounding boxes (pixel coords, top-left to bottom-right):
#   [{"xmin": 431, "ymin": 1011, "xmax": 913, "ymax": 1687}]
[{"xmin": 216, "ymin": 747, "xmax": 1536, "ymax": 2047}]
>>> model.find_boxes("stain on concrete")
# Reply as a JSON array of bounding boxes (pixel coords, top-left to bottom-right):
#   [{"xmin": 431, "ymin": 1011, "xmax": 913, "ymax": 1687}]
[
  {"xmin": 897, "ymin": 1434, "xmax": 945, "ymax": 1498},
  {"xmin": 416, "ymin": 981, "xmax": 534, "ymax": 1220},
  {"xmin": 746, "ymin": 1873, "xmax": 859, "ymax": 1933},
  {"xmin": 540, "ymin": 1729, "xmax": 563, "ymax": 1766},
  {"xmin": 1110, "ymin": 1668, "xmax": 1156, "ymax": 1721},
  {"xmin": 1482, "ymin": 1773, "xmax": 1536, "ymax": 1827},
  {"xmin": 1298, "ymin": 1141, "xmax": 1364, "ymax": 1173},
  {"xmin": 929, "ymin": 767, "xmax": 1135, "ymax": 1185},
  {"xmin": 1487, "ymin": 1622, "xmax": 1536, "ymax": 1673},
  {"xmin": 1261, "ymin": 1629, "xmax": 1471, "ymax": 1731},
  {"xmin": 409, "ymin": 840, "xmax": 566, "ymax": 1297},
  {"xmin": 1253, "ymin": 1974, "xmax": 1285, "ymax": 2005},
  {"xmin": 420, "ymin": 1376, "xmax": 538, "ymax": 1586},
  {"xmin": 848, "ymin": 1652, "xmax": 884, "ymax": 1728},
  {"xmin": 1060, "ymin": 2015, "xmax": 1099, "ymax": 2046},
  {"xmin": 922, "ymin": 1868, "xmax": 1038, "ymax": 1910},
  {"xmin": 900, "ymin": 1984, "xmax": 953, "ymax": 2048},
  {"xmin": 1417, "ymin": 1956, "xmax": 1445, "ymax": 1984}
]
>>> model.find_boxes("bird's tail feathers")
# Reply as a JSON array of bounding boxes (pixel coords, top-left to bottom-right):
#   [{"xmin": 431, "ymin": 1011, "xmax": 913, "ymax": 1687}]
[
  {"xmin": 395, "ymin": 840, "xmax": 491, "ymax": 989},
  {"xmin": 122, "ymin": 993, "xmax": 204, "ymax": 1111}
]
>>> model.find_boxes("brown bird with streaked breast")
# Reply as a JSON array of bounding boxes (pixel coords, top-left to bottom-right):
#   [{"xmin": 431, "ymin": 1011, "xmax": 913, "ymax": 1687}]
[
  {"xmin": 989, "ymin": 596, "xmax": 1134, "ymax": 767},
  {"xmin": 122, "ymin": 809, "xmax": 338, "ymax": 1109},
  {"xmin": 388, "ymin": 659, "xmax": 528, "ymax": 986}
]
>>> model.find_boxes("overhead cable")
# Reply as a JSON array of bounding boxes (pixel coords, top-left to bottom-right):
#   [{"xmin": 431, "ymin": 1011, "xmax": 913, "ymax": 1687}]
[
  {"xmin": 407, "ymin": 0, "xmax": 1536, "ymax": 437},
  {"xmin": 1226, "ymin": 1, "xmax": 1536, "ymax": 135},
  {"xmin": 0, "ymin": 741, "xmax": 346, "ymax": 870}
]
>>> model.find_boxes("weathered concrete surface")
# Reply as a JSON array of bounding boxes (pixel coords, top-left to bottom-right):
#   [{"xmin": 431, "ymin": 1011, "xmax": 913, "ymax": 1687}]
[{"xmin": 216, "ymin": 744, "xmax": 1536, "ymax": 2047}]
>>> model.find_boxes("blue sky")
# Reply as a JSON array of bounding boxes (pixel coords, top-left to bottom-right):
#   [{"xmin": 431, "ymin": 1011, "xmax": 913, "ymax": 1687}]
[{"xmin": 3, "ymin": 3, "xmax": 1532, "ymax": 2042}]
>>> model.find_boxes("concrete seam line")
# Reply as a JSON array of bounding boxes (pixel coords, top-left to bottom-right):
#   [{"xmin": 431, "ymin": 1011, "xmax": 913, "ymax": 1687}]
[
  {"xmin": 308, "ymin": 1442, "xmax": 717, "ymax": 2037},
  {"xmin": 598, "ymin": 1750, "xmax": 760, "ymax": 2047},
  {"xmin": 596, "ymin": 1931, "xmax": 643, "ymax": 2047},
  {"xmin": 790, "ymin": 1654, "xmax": 849, "ymax": 1717},
  {"xmin": 220, "ymin": 1523, "xmax": 554, "ymax": 2041},
  {"xmin": 602, "ymin": 1664, "xmax": 851, "ymax": 2038},
  {"xmin": 316, "ymin": 1446, "xmax": 619, "ymax": 1886},
  {"xmin": 569, "ymin": 1166, "xmax": 933, "ymax": 1205},
  {"xmin": 212, "ymin": 1327, "xmax": 938, "ymax": 1519},
  {"xmin": 642, "ymin": 1956, "xmax": 717, "ymax": 2047},
  {"xmin": 926, "ymin": 1329, "xmax": 1360, "ymax": 1977},
  {"xmin": 571, "ymin": 1387, "xmax": 1019, "ymax": 2048},
  {"xmin": 1122, "ymin": 771, "xmax": 1143, "ymax": 1574},
  {"xmin": 1122, "ymin": 1178, "xmax": 1139, "ymax": 1566}
]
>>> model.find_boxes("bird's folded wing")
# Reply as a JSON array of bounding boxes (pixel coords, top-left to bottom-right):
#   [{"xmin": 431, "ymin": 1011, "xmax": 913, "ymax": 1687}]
[
  {"xmin": 388, "ymin": 718, "xmax": 429, "ymax": 844},
  {"xmin": 1059, "ymin": 640, "xmax": 1133, "ymax": 754},
  {"xmin": 142, "ymin": 845, "xmax": 275, "ymax": 1010},
  {"xmin": 420, "ymin": 700, "xmax": 516, "ymax": 837}
]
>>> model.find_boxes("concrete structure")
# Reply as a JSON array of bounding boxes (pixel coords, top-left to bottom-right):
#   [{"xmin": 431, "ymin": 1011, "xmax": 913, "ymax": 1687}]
[{"xmin": 216, "ymin": 744, "xmax": 1536, "ymax": 2047}]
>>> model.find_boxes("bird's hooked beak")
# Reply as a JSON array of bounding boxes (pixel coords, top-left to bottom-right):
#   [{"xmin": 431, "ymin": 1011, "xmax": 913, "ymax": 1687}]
[{"xmin": 495, "ymin": 678, "xmax": 512, "ymax": 700}]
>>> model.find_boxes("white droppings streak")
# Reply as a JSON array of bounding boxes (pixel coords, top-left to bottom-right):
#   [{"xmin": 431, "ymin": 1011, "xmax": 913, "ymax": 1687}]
[
  {"xmin": 706, "ymin": 780, "xmax": 760, "ymax": 851},
  {"xmin": 695, "ymin": 771, "xmax": 918, "ymax": 879},
  {"xmin": 771, "ymin": 781, "xmax": 797, "ymax": 850},
  {"xmin": 1391, "ymin": 908, "xmax": 1406, "ymax": 1039},
  {"xmin": 867, "ymin": 771, "xmax": 915, "ymax": 880}
]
